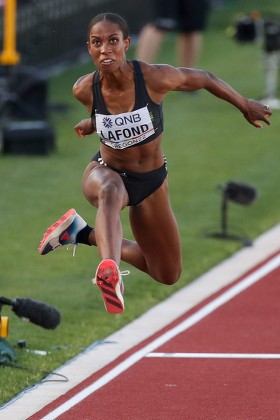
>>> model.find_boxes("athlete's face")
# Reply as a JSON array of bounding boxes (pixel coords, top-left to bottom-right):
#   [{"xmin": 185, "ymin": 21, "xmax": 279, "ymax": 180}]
[{"xmin": 87, "ymin": 20, "xmax": 130, "ymax": 72}]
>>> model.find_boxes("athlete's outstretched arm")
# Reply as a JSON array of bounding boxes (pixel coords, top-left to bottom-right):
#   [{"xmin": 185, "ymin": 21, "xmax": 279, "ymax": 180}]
[{"xmin": 144, "ymin": 63, "xmax": 272, "ymax": 128}]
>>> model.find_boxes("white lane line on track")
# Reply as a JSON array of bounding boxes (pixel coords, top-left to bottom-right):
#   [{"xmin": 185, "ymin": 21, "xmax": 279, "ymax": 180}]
[
  {"xmin": 146, "ymin": 353, "xmax": 280, "ymax": 359},
  {"xmin": 41, "ymin": 253, "xmax": 280, "ymax": 420}
]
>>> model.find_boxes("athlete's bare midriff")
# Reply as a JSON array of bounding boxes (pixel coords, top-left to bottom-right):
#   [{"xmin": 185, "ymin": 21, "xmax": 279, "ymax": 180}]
[{"xmin": 99, "ymin": 133, "xmax": 164, "ymax": 172}]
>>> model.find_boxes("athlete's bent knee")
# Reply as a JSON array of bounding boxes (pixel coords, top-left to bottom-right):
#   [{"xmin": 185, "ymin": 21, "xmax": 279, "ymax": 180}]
[{"xmin": 154, "ymin": 265, "xmax": 182, "ymax": 285}]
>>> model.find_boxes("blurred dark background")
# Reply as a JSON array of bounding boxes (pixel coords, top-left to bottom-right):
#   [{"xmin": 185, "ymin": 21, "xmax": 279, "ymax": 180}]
[{"xmin": 0, "ymin": 0, "xmax": 156, "ymax": 70}]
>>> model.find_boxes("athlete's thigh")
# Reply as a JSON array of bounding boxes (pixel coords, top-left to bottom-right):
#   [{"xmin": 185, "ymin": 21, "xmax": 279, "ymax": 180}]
[
  {"xmin": 82, "ymin": 162, "xmax": 129, "ymax": 208},
  {"xmin": 129, "ymin": 179, "xmax": 182, "ymax": 282}
]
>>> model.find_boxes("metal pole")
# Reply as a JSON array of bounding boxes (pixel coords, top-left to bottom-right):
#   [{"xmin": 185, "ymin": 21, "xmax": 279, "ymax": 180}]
[{"xmin": 221, "ymin": 194, "xmax": 228, "ymax": 237}]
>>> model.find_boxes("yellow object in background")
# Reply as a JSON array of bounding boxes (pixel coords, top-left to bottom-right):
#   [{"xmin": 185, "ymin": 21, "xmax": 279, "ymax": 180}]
[
  {"xmin": 0, "ymin": 0, "xmax": 20, "ymax": 65},
  {"xmin": 0, "ymin": 316, "xmax": 9, "ymax": 338}
]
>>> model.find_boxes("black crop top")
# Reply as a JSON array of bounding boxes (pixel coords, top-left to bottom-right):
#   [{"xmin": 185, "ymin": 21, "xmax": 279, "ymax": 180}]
[{"xmin": 91, "ymin": 60, "xmax": 164, "ymax": 149}]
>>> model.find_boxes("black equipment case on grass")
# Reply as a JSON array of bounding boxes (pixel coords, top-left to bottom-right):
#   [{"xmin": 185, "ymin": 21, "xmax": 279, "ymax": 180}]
[{"xmin": 2, "ymin": 120, "xmax": 55, "ymax": 155}]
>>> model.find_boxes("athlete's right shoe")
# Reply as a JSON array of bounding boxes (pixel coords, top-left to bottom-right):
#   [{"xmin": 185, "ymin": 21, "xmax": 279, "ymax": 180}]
[
  {"xmin": 93, "ymin": 259, "xmax": 127, "ymax": 314},
  {"xmin": 38, "ymin": 209, "xmax": 87, "ymax": 255}
]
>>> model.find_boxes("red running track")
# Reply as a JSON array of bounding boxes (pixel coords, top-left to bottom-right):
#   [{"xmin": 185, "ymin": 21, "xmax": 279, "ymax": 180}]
[{"xmin": 30, "ymin": 252, "xmax": 280, "ymax": 420}]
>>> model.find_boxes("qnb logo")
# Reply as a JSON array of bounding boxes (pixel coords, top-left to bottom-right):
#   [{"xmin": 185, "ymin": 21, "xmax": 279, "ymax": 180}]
[{"xmin": 102, "ymin": 117, "xmax": 113, "ymax": 129}]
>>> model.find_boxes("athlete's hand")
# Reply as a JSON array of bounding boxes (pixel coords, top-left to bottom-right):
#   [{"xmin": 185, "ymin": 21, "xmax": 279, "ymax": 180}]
[
  {"xmin": 74, "ymin": 118, "xmax": 96, "ymax": 137},
  {"xmin": 242, "ymin": 100, "xmax": 272, "ymax": 128}
]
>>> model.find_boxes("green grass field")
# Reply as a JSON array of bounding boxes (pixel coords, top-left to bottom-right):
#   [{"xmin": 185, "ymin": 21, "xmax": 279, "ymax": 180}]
[{"xmin": 0, "ymin": 0, "xmax": 279, "ymax": 406}]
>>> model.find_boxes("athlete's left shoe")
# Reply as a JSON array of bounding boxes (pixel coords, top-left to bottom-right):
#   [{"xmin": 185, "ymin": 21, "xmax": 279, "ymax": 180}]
[
  {"xmin": 38, "ymin": 209, "xmax": 87, "ymax": 255},
  {"xmin": 92, "ymin": 259, "xmax": 129, "ymax": 314}
]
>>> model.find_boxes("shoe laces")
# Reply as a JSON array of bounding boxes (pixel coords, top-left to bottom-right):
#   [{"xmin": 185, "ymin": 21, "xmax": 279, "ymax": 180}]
[
  {"xmin": 67, "ymin": 244, "xmax": 77, "ymax": 257},
  {"xmin": 120, "ymin": 270, "xmax": 130, "ymax": 277}
]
